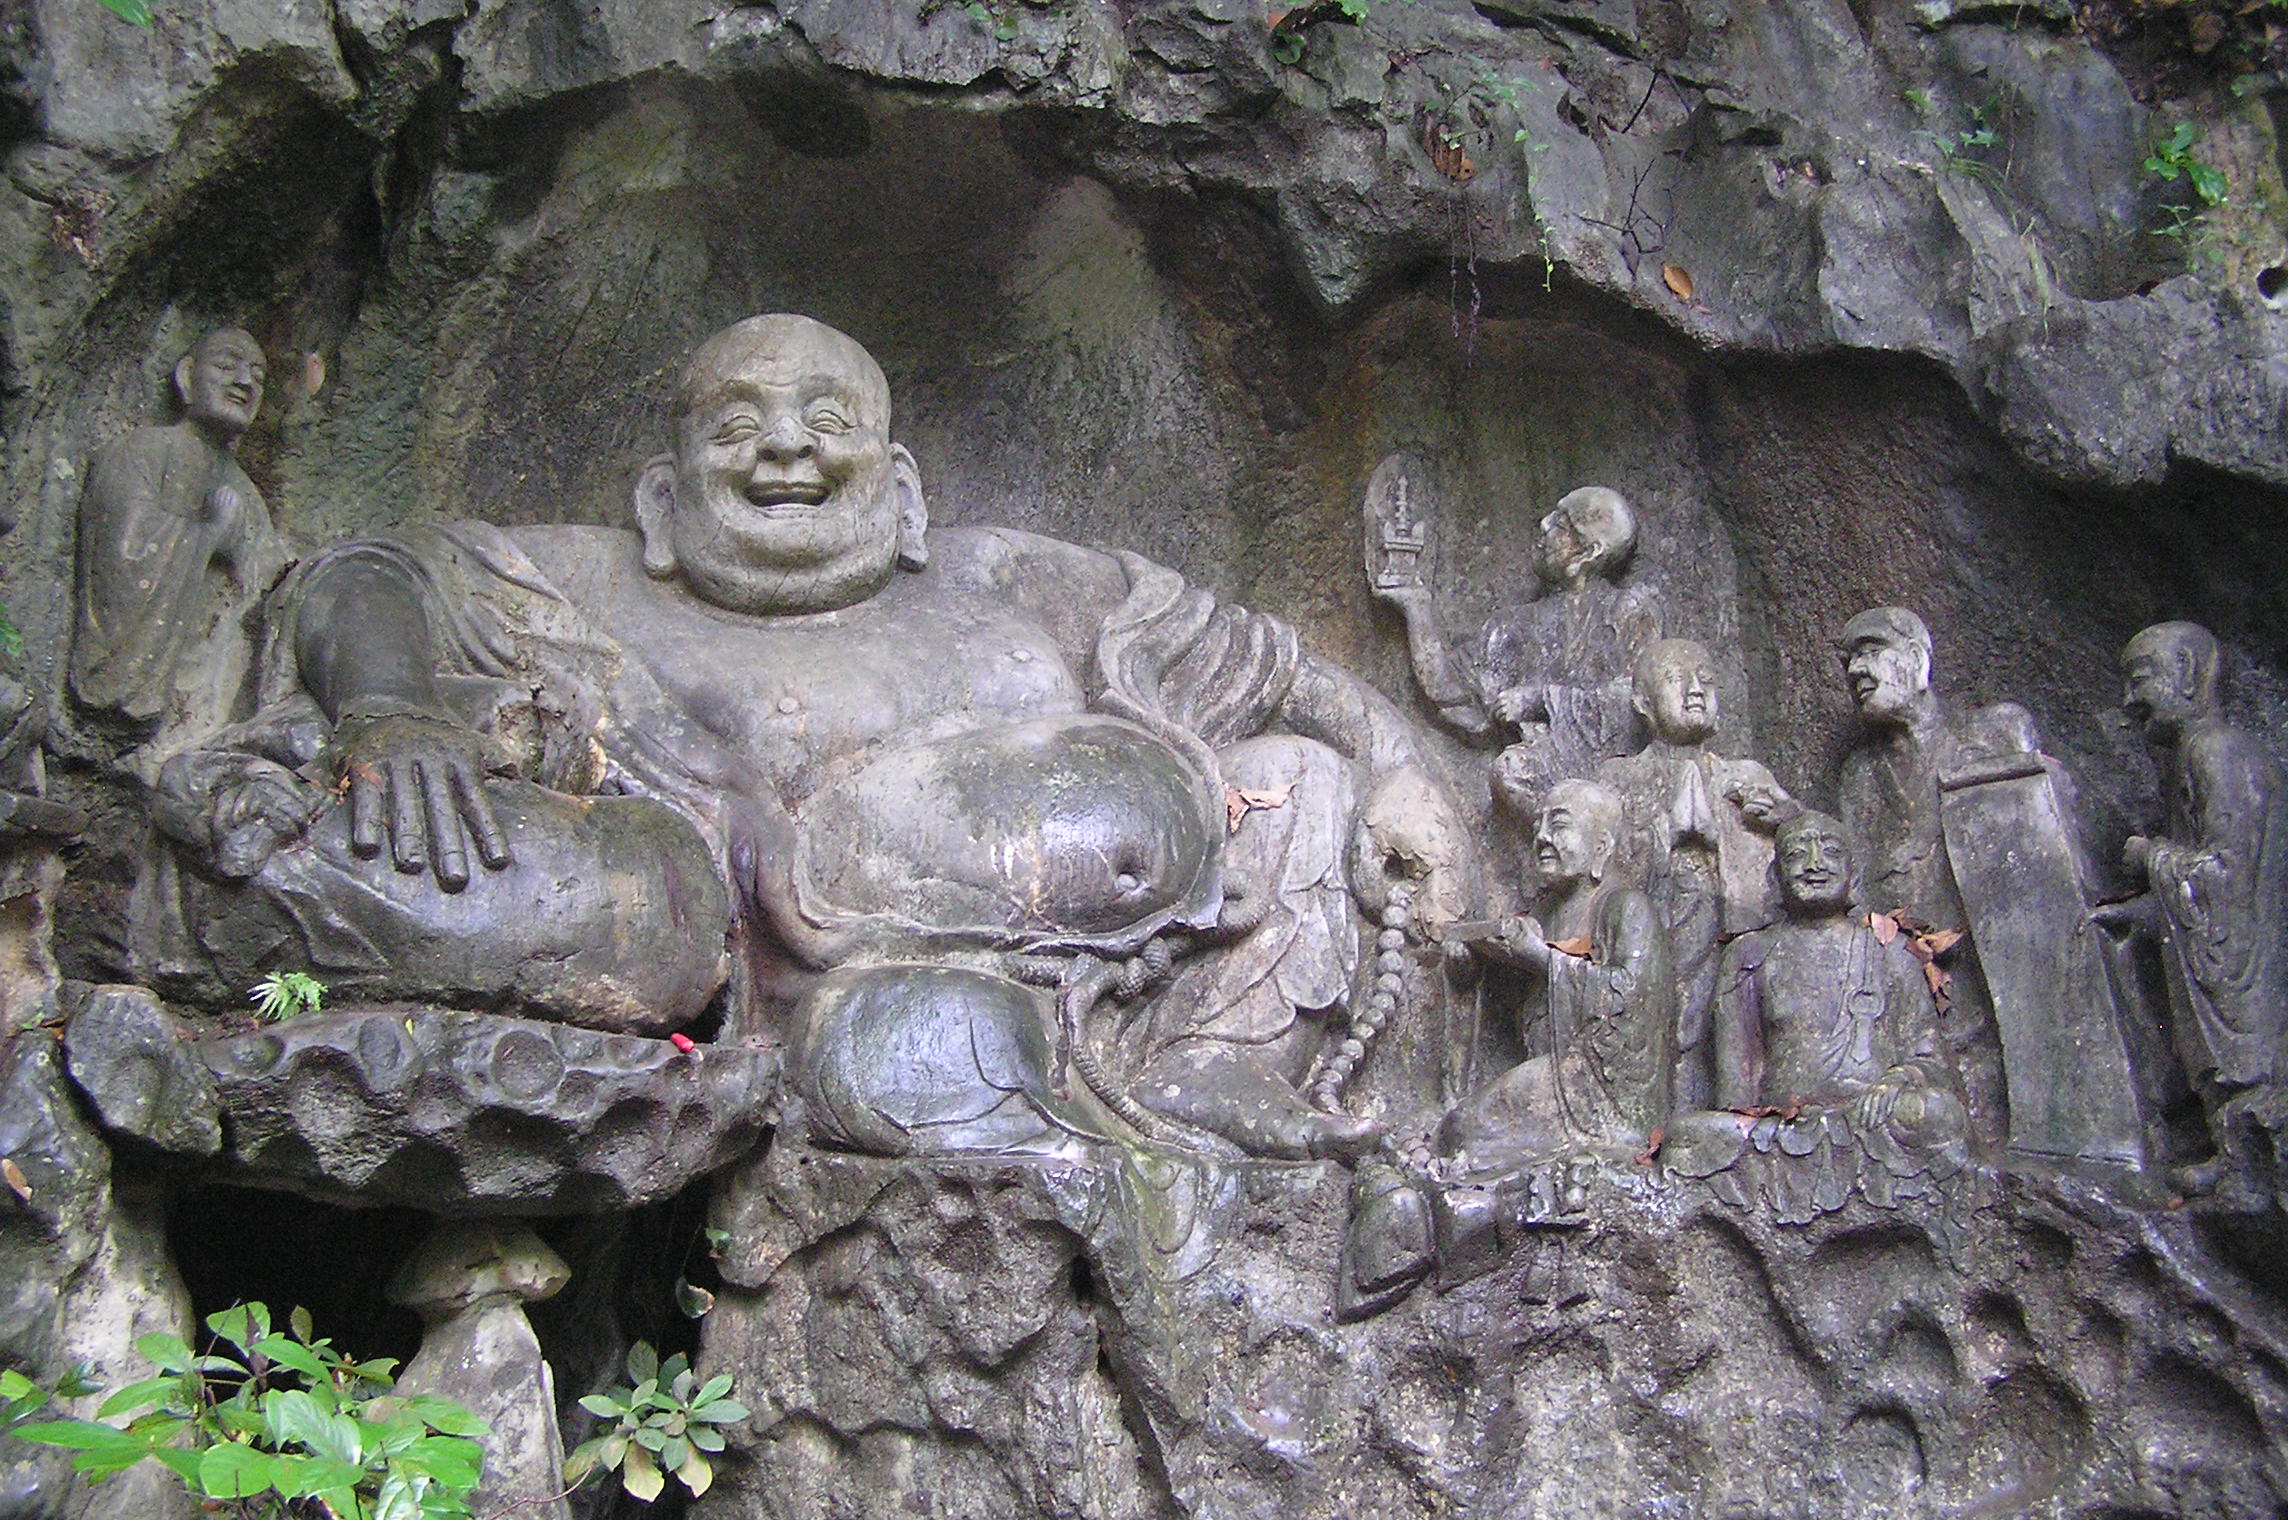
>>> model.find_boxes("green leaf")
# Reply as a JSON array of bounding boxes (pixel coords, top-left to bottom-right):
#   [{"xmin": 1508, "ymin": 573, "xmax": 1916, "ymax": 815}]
[
  {"xmin": 696, "ymin": 1374, "xmax": 734, "ymax": 1405},
  {"xmin": 693, "ymin": 1399, "xmax": 750, "ymax": 1425},
  {"xmin": 399, "ymin": 1434, "xmax": 484, "ymax": 1489},
  {"xmin": 151, "ymin": 1445, "xmax": 205, "ymax": 1484},
  {"xmin": 679, "ymin": 1448, "xmax": 714, "ymax": 1497},
  {"xmin": 290, "ymin": 1305, "xmax": 316, "ymax": 1344},
  {"xmin": 206, "ymin": 1303, "xmax": 270, "ymax": 1354},
  {"xmin": 273, "ymin": 1454, "xmax": 367, "ymax": 1498},
  {"xmin": 625, "ymin": 1342, "xmax": 659, "ymax": 1385},
  {"xmin": 197, "ymin": 1441, "xmax": 279, "ymax": 1499},
  {"xmin": 52, "ymin": 1366, "xmax": 102, "ymax": 1400},
  {"xmin": 253, "ymin": 1335, "xmax": 329, "ymax": 1383},
  {"xmin": 675, "ymin": 1279, "xmax": 716, "ymax": 1319},
  {"xmin": 2189, "ymin": 160, "xmax": 2229, "ymax": 206},
  {"xmin": 622, "ymin": 1442, "xmax": 665, "ymax": 1502},
  {"xmin": 94, "ymin": 0, "xmax": 155, "ymax": 27},
  {"xmin": 660, "ymin": 1434, "xmax": 690, "ymax": 1471},
  {"xmin": 577, "ymin": 1393, "xmax": 627, "ymax": 1419},
  {"xmin": 134, "ymin": 1333, "xmax": 195, "ymax": 1374},
  {"xmin": 562, "ymin": 1436, "xmax": 610, "ymax": 1486},
  {"xmin": 401, "ymin": 1394, "xmax": 487, "ymax": 1438},
  {"xmin": 704, "ymin": 1227, "xmax": 733, "ymax": 1253},
  {"xmin": 690, "ymin": 1425, "xmax": 726, "ymax": 1453},
  {"xmin": 96, "ymin": 1376, "xmax": 181, "ymax": 1419},
  {"xmin": 10, "ymin": 1418, "xmax": 147, "ymax": 1455},
  {"xmin": 261, "ymin": 1388, "xmax": 334, "ymax": 1451},
  {"xmin": 633, "ymin": 1424, "xmax": 668, "ymax": 1451}
]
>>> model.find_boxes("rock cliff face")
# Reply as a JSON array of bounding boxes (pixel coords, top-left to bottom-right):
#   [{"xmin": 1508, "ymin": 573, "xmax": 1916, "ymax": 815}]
[{"xmin": 3, "ymin": 1, "xmax": 2286, "ymax": 1517}]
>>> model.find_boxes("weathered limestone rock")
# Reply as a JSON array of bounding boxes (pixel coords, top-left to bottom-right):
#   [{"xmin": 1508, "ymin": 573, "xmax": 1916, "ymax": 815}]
[
  {"xmin": 0, "ymin": 1036, "xmax": 199, "ymax": 1520},
  {"xmin": 697, "ymin": 1139, "xmax": 2288, "ymax": 1520},
  {"xmin": 61, "ymin": 984, "xmax": 221, "ymax": 1158}
]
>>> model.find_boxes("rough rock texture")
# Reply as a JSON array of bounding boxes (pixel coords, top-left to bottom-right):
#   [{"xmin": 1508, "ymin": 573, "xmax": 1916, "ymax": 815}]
[
  {"xmin": 6, "ymin": 0, "xmax": 2285, "ymax": 880},
  {"xmin": 0, "ymin": 1036, "xmax": 200, "ymax": 1520},
  {"xmin": 4, "ymin": 1, "xmax": 2287, "ymax": 1517},
  {"xmin": 700, "ymin": 1142, "xmax": 2288, "ymax": 1520},
  {"xmin": 61, "ymin": 982, "xmax": 222, "ymax": 1156},
  {"xmin": 200, "ymin": 1008, "xmax": 779, "ymax": 1212}
]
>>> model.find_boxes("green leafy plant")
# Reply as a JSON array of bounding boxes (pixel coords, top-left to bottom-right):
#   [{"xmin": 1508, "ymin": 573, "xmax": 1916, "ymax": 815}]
[
  {"xmin": 92, "ymin": 0, "xmax": 154, "ymax": 25},
  {"xmin": 249, "ymin": 971, "xmax": 326, "ymax": 1022},
  {"xmin": 1908, "ymin": 91, "xmax": 2001, "ymax": 183},
  {"xmin": 2145, "ymin": 120, "xmax": 2230, "ymax": 242},
  {"xmin": 564, "ymin": 1342, "xmax": 747, "ymax": 1503},
  {"xmin": 6, "ymin": 1302, "xmax": 488, "ymax": 1520},
  {"xmin": 1476, "ymin": 73, "xmax": 1547, "ymax": 152}
]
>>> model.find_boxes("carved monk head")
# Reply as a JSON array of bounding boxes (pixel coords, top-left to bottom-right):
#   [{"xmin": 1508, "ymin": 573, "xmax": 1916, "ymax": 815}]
[
  {"xmin": 174, "ymin": 327, "xmax": 265, "ymax": 440},
  {"xmin": 1775, "ymin": 811, "xmax": 1855, "ymax": 917},
  {"xmin": 2121, "ymin": 621, "xmax": 2220, "ymax": 743},
  {"xmin": 1632, "ymin": 638, "xmax": 1719, "ymax": 745},
  {"xmin": 1533, "ymin": 779, "xmax": 1622, "ymax": 889},
  {"xmin": 1837, "ymin": 606, "xmax": 1932, "ymax": 727},
  {"xmin": 1534, "ymin": 486, "xmax": 1637, "ymax": 591},
  {"xmin": 636, "ymin": 315, "xmax": 928, "ymax": 616}
]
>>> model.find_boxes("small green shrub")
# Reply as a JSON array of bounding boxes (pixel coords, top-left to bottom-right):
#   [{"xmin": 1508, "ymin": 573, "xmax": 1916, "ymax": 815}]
[
  {"xmin": 5, "ymin": 1302, "xmax": 488, "ymax": 1520},
  {"xmin": 2146, "ymin": 119, "xmax": 2230, "ymax": 242},
  {"xmin": 564, "ymin": 1342, "xmax": 747, "ymax": 1502},
  {"xmin": 249, "ymin": 971, "xmax": 327, "ymax": 1022}
]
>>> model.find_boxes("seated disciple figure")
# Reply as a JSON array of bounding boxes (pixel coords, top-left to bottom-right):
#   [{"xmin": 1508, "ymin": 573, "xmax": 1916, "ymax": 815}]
[
  {"xmin": 2096, "ymin": 622, "xmax": 2288, "ymax": 1193},
  {"xmin": 1595, "ymin": 638, "xmax": 1794, "ymax": 1109},
  {"xmin": 1665, "ymin": 811, "xmax": 1970, "ymax": 1213},
  {"xmin": 1369, "ymin": 474, "xmax": 1657, "ymax": 810},
  {"xmin": 73, "ymin": 327, "xmax": 288, "ymax": 778},
  {"xmin": 1439, "ymin": 779, "xmax": 1675, "ymax": 1175},
  {"xmin": 142, "ymin": 314, "xmax": 1475, "ymax": 1162}
]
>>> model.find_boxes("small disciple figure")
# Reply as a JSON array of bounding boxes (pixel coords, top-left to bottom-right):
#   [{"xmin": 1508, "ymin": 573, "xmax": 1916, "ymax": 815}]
[
  {"xmin": 72, "ymin": 327, "xmax": 286, "ymax": 777},
  {"xmin": 1712, "ymin": 813, "xmax": 1960, "ymax": 1123},
  {"xmin": 1596, "ymin": 638, "xmax": 1795, "ymax": 1109},
  {"xmin": 1661, "ymin": 811, "xmax": 1971, "ymax": 1216},
  {"xmin": 2095, "ymin": 622, "xmax": 2288, "ymax": 1193},
  {"xmin": 1832, "ymin": 606, "xmax": 2006, "ymax": 1137},
  {"xmin": 1439, "ymin": 778, "xmax": 1675, "ymax": 1174},
  {"xmin": 1367, "ymin": 467, "xmax": 1657, "ymax": 809}
]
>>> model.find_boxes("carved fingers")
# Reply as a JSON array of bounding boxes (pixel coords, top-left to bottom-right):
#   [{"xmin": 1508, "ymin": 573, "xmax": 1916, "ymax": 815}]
[
  {"xmin": 1489, "ymin": 683, "xmax": 1545, "ymax": 727},
  {"xmin": 206, "ymin": 761, "xmax": 322, "ymax": 880},
  {"xmin": 334, "ymin": 712, "xmax": 511, "ymax": 890},
  {"xmin": 1498, "ymin": 912, "xmax": 1552, "ymax": 971}
]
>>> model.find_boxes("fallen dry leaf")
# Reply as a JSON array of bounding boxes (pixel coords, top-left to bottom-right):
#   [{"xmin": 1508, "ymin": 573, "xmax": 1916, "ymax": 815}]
[
  {"xmin": 1867, "ymin": 912, "xmax": 1899, "ymax": 946},
  {"xmin": 1920, "ymin": 927, "xmax": 1964, "ymax": 958},
  {"xmin": 1423, "ymin": 121, "xmax": 1476, "ymax": 183},
  {"xmin": 1634, "ymin": 1125, "xmax": 1665, "ymax": 1167},
  {"xmin": 1549, "ymin": 935, "xmax": 1592, "ymax": 959},
  {"xmin": 1224, "ymin": 781, "xmax": 1296, "ymax": 833},
  {"xmin": 2, "ymin": 1157, "xmax": 27, "ymax": 1203},
  {"xmin": 1661, "ymin": 264, "xmax": 1694, "ymax": 300}
]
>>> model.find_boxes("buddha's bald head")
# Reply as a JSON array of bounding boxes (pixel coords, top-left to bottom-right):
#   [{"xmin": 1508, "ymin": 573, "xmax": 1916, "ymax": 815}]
[
  {"xmin": 637, "ymin": 314, "xmax": 926, "ymax": 617},
  {"xmin": 672, "ymin": 315, "xmax": 892, "ymax": 449}
]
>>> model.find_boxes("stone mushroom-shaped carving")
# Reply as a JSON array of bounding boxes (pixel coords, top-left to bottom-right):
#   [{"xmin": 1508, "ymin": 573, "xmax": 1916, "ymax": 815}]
[{"xmin": 387, "ymin": 1221, "xmax": 573, "ymax": 1520}]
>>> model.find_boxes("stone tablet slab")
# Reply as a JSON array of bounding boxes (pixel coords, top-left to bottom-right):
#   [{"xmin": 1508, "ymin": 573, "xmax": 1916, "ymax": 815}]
[{"xmin": 1939, "ymin": 753, "xmax": 2146, "ymax": 1165}]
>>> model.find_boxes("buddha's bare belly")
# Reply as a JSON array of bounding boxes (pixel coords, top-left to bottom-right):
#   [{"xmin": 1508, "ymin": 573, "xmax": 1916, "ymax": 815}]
[{"xmin": 792, "ymin": 713, "xmax": 1222, "ymax": 946}]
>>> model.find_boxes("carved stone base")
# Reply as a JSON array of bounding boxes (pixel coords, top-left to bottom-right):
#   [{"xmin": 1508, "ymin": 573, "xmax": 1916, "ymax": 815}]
[
  {"xmin": 199, "ymin": 1008, "xmax": 779, "ymax": 1212},
  {"xmin": 692, "ymin": 1138, "xmax": 2288, "ymax": 1519}
]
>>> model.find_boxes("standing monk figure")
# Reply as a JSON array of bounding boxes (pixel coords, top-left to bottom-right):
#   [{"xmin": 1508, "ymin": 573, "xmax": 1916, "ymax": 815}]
[
  {"xmin": 2098, "ymin": 621, "xmax": 2288, "ymax": 1193},
  {"xmin": 74, "ymin": 328, "xmax": 286, "ymax": 777}
]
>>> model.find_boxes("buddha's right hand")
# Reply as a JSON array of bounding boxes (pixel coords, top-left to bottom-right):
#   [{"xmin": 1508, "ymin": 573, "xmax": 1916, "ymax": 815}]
[{"xmin": 328, "ymin": 707, "xmax": 510, "ymax": 890}]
